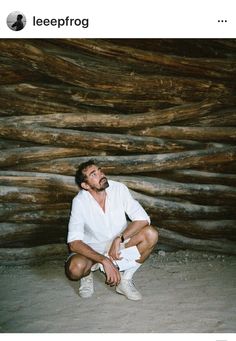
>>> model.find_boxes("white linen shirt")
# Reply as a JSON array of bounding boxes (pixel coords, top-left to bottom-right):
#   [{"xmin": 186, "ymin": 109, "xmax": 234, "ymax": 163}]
[{"xmin": 67, "ymin": 180, "xmax": 150, "ymax": 253}]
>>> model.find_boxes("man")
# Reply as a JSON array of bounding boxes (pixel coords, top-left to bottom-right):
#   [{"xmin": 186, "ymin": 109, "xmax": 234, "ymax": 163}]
[
  {"xmin": 11, "ymin": 14, "xmax": 24, "ymax": 31},
  {"xmin": 65, "ymin": 160, "xmax": 158, "ymax": 300}
]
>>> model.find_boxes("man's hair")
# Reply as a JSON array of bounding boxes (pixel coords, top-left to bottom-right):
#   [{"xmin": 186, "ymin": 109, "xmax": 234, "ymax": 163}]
[
  {"xmin": 17, "ymin": 14, "xmax": 23, "ymax": 20},
  {"xmin": 75, "ymin": 159, "xmax": 96, "ymax": 189}
]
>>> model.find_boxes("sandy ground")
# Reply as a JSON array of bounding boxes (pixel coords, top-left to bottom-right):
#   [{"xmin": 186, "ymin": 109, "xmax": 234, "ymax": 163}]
[{"xmin": 0, "ymin": 250, "xmax": 236, "ymax": 333}]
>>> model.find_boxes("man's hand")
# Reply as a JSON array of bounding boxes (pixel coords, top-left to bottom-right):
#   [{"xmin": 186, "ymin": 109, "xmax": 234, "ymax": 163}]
[
  {"xmin": 108, "ymin": 237, "xmax": 122, "ymax": 261},
  {"xmin": 101, "ymin": 257, "xmax": 121, "ymax": 286}
]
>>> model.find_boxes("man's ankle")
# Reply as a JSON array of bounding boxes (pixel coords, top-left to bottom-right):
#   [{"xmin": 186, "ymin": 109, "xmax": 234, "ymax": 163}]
[{"xmin": 123, "ymin": 262, "xmax": 141, "ymax": 280}]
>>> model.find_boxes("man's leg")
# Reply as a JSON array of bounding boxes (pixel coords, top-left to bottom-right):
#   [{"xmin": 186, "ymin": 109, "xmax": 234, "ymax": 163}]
[
  {"xmin": 65, "ymin": 254, "xmax": 95, "ymax": 298},
  {"xmin": 124, "ymin": 225, "xmax": 158, "ymax": 263},
  {"xmin": 116, "ymin": 225, "xmax": 158, "ymax": 300},
  {"xmin": 65, "ymin": 254, "xmax": 94, "ymax": 280}
]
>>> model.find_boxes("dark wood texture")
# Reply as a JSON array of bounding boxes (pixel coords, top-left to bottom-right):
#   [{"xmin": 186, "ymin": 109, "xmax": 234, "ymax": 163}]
[{"xmin": 1, "ymin": 39, "xmax": 236, "ymax": 263}]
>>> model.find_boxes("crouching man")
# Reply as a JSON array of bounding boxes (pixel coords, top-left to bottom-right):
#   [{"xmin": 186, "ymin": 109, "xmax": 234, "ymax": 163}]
[{"xmin": 65, "ymin": 160, "xmax": 158, "ymax": 300}]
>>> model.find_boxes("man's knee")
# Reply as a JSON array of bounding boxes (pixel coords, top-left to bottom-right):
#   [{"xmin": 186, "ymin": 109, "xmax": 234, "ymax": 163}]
[
  {"xmin": 143, "ymin": 225, "xmax": 158, "ymax": 246},
  {"xmin": 66, "ymin": 257, "xmax": 90, "ymax": 280}
]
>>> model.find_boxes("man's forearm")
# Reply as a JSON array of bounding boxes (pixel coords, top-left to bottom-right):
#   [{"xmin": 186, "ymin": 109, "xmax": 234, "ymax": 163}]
[
  {"xmin": 121, "ymin": 220, "xmax": 149, "ymax": 241},
  {"xmin": 69, "ymin": 240, "xmax": 106, "ymax": 264}
]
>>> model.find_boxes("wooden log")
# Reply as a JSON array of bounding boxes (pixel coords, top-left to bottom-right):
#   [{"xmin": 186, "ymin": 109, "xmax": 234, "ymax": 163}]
[
  {"xmin": 199, "ymin": 161, "xmax": 236, "ymax": 174},
  {"xmin": 2, "ymin": 172, "xmax": 235, "ymax": 203},
  {"xmin": 0, "ymin": 100, "xmax": 218, "ymax": 130},
  {"xmin": 0, "ymin": 186, "xmax": 73, "ymax": 204},
  {"xmin": 1, "ymin": 187, "xmax": 235, "ymax": 221},
  {"xmin": 0, "ymin": 138, "xmax": 36, "ymax": 149},
  {"xmin": 160, "ymin": 170, "xmax": 236, "ymax": 186},
  {"xmin": 1, "ymin": 83, "xmax": 165, "ymax": 113},
  {"xmin": 0, "ymin": 93, "xmax": 79, "ymax": 116},
  {"xmin": 0, "ymin": 66, "xmax": 27, "ymax": 85},
  {"xmin": 1, "ymin": 208, "xmax": 69, "ymax": 224},
  {"xmin": 0, "ymin": 243, "xmax": 68, "ymax": 265},
  {"xmin": 56, "ymin": 39, "xmax": 236, "ymax": 80},
  {"xmin": 157, "ymin": 220, "xmax": 236, "ymax": 240},
  {"xmin": 0, "ymin": 223, "xmax": 66, "ymax": 247},
  {"xmin": 1, "ymin": 229, "xmax": 235, "ymax": 265},
  {"xmin": 0, "ymin": 41, "xmax": 232, "ymax": 103},
  {"xmin": 137, "ymin": 153, "xmax": 236, "ymax": 174},
  {"xmin": 183, "ymin": 160, "xmax": 236, "ymax": 175},
  {"xmin": 4, "ymin": 192, "xmax": 233, "ymax": 222},
  {"xmin": 13, "ymin": 146, "xmax": 236, "ymax": 175},
  {"xmin": 129, "ymin": 126, "xmax": 236, "ymax": 142},
  {"xmin": 158, "ymin": 228, "xmax": 236, "ymax": 255},
  {"xmin": 1, "ymin": 219, "xmax": 235, "ymax": 249},
  {"xmin": 0, "ymin": 85, "xmax": 175, "ymax": 114},
  {"xmin": 111, "ymin": 176, "xmax": 236, "ymax": 205},
  {"xmin": 4, "ymin": 84, "xmax": 221, "ymax": 116},
  {"xmin": 179, "ymin": 108, "xmax": 236, "ymax": 127},
  {"xmin": 0, "ymin": 171, "xmax": 76, "ymax": 191},
  {"xmin": 130, "ymin": 190, "xmax": 236, "ymax": 219},
  {"xmin": 105, "ymin": 39, "xmax": 236, "ymax": 59},
  {"xmin": 0, "ymin": 123, "xmax": 200, "ymax": 154},
  {"xmin": 3, "ymin": 83, "xmax": 85, "ymax": 109},
  {"xmin": 0, "ymin": 63, "xmax": 44, "ymax": 86},
  {"xmin": 0, "ymin": 203, "xmax": 70, "ymax": 219},
  {"xmin": 1, "ymin": 171, "xmax": 235, "ymax": 206},
  {"xmin": 0, "ymin": 146, "xmax": 107, "ymax": 168}
]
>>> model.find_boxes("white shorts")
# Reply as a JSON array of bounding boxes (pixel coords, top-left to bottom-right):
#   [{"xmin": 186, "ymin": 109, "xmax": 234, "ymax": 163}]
[{"xmin": 65, "ymin": 238, "xmax": 131, "ymax": 271}]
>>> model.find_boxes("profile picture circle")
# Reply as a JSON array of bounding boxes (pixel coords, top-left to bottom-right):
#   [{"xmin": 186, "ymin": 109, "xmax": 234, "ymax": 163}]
[{"xmin": 6, "ymin": 11, "xmax": 26, "ymax": 31}]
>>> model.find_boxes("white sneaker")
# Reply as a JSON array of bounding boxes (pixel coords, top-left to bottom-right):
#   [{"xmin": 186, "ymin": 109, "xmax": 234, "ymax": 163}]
[
  {"xmin": 79, "ymin": 272, "xmax": 94, "ymax": 298},
  {"xmin": 116, "ymin": 278, "xmax": 142, "ymax": 301}
]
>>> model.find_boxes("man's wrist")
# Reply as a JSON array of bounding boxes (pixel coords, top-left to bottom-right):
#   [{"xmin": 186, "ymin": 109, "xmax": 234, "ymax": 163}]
[
  {"xmin": 98, "ymin": 254, "xmax": 107, "ymax": 265},
  {"xmin": 118, "ymin": 233, "xmax": 125, "ymax": 243}
]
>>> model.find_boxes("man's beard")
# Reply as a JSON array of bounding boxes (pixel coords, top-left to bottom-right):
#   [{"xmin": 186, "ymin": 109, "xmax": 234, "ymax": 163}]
[
  {"xmin": 90, "ymin": 177, "xmax": 109, "ymax": 192},
  {"xmin": 98, "ymin": 177, "xmax": 109, "ymax": 191}
]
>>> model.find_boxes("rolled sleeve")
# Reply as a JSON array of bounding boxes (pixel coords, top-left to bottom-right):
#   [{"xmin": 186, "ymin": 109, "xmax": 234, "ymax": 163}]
[
  {"xmin": 121, "ymin": 183, "xmax": 151, "ymax": 224},
  {"xmin": 67, "ymin": 197, "xmax": 85, "ymax": 243}
]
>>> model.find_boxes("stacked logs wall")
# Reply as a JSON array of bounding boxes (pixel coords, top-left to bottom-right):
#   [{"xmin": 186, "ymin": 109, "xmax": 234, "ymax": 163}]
[{"xmin": 0, "ymin": 39, "xmax": 236, "ymax": 264}]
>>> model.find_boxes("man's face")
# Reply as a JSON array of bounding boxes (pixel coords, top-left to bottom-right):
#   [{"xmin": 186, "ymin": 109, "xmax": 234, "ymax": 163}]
[{"xmin": 82, "ymin": 165, "xmax": 109, "ymax": 192}]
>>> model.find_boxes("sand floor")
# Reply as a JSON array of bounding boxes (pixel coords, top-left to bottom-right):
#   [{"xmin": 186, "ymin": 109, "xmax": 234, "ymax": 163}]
[{"xmin": 0, "ymin": 250, "xmax": 236, "ymax": 333}]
